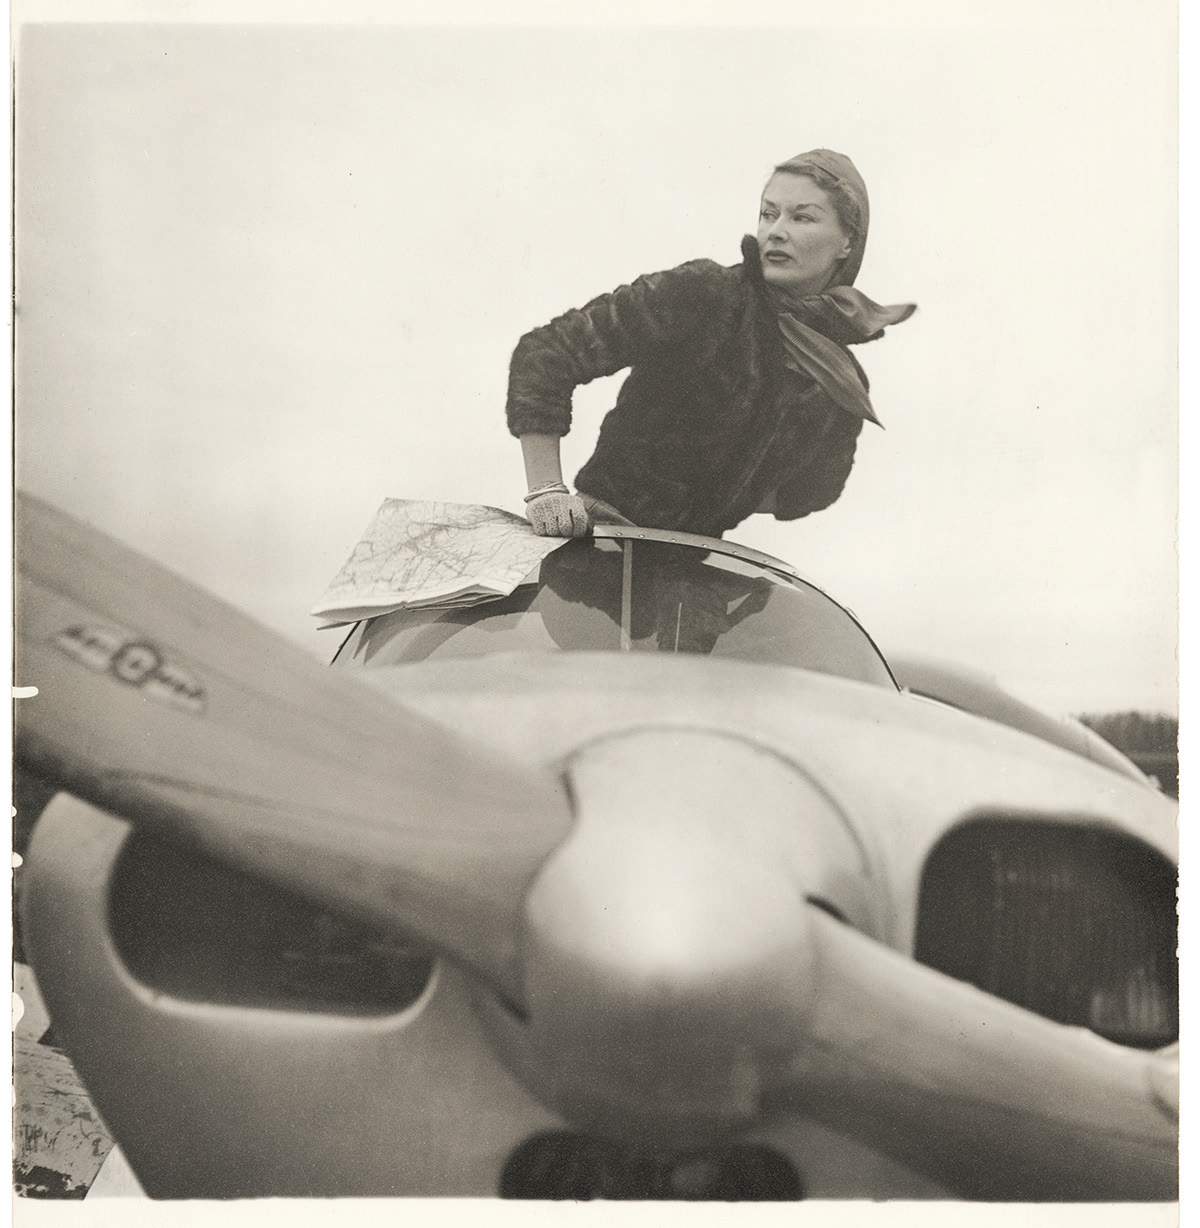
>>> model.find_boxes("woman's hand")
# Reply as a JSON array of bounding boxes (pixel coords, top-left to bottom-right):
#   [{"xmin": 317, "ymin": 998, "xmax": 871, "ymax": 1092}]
[
  {"xmin": 526, "ymin": 489, "xmax": 590, "ymax": 537},
  {"xmin": 520, "ymin": 433, "xmax": 589, "ymax": 536}
]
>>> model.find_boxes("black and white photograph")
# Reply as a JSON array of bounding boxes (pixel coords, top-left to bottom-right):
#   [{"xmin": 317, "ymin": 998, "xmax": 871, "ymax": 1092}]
[{"xmin": 10, "ymin": 0, "xmax": 1181, "ymax": 1217}]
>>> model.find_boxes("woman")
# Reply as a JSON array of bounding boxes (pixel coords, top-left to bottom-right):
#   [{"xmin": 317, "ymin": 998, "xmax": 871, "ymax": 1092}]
[{"xmin": 507, "ymin": 149, "xmax": 914, "ymax": 538}]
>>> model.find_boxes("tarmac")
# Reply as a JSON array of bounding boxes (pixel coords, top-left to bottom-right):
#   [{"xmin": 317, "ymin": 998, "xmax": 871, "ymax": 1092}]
[{"xmin": 13, "ymin": 961, "xmax": 144, "ymax": 1200}]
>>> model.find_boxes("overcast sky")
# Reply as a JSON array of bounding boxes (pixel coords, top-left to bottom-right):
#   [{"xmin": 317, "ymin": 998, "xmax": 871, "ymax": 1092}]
[{"xmin": 12, "ymin": 1, "xmax": 1178, "ymax": 719}]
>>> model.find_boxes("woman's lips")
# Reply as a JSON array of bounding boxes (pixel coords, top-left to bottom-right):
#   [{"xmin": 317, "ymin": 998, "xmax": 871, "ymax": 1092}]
[{"xmin": 764, "ymin": 250, "xmax": 791, "ymax": 263}]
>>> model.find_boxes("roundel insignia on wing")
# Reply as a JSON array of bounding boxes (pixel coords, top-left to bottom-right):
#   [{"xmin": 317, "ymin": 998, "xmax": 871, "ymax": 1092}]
[{"xmin": 54, "ymin": 625, "xmax": 207, "ymax": 715}]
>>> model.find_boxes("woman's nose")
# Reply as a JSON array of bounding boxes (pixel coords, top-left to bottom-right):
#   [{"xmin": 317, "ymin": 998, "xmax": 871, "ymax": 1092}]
[{"xmin": 767, "ymin": 218, "xmax": 788, "ymax": 240}]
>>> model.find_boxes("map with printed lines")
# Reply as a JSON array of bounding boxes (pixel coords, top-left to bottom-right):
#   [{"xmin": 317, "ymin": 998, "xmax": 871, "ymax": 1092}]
[{"xmin": 311, "ymin": 499, "xmax": 566, "ymax": 624}]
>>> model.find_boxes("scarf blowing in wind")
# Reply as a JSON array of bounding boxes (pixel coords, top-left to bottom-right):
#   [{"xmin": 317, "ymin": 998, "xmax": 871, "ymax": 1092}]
[{"xmin": 766, "ymin": 150, "xmax": 915, "ymax": 427}]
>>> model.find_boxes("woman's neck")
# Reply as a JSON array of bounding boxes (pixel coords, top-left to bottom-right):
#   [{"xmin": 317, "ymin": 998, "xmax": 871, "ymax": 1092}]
[{"xmin": 765, "ymin": 283, "xmax": 825, "ymax": 313}]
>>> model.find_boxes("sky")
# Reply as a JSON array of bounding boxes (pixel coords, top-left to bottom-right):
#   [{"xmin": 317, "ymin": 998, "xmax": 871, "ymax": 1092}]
[{"xmin": 11, "ymin": 1, "xmax": 1179, "ymax": 720}]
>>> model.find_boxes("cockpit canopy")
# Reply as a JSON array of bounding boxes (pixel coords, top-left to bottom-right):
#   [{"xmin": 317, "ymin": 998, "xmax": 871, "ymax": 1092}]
[{"xmin": 337, "ymin": 529, "xmax": 896, "ymax": 689}]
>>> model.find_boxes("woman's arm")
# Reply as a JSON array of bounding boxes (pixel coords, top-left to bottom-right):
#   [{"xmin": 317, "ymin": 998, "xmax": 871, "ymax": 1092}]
[
  {"xmin": 520, "ymin": 433, "xmax": 566, "ymax": 489},
  {"xmin": 508, "ymin": 259, "xmax": 731, "ymax": 536},
  {"xmin": 506, "ymin": 258, "xmax": 730, "ymax": 439}
]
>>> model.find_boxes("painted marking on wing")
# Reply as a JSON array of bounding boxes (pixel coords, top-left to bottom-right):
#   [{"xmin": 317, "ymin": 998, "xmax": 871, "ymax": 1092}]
[{"xmin": 53, "ymin": 625, "xmax": 207, "ymax": 714}]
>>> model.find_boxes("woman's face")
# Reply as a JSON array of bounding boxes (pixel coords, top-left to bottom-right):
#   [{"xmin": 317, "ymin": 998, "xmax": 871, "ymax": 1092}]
[{"xmin": 757, "ymin": 173, "xmax": 854, "ymax": 297}]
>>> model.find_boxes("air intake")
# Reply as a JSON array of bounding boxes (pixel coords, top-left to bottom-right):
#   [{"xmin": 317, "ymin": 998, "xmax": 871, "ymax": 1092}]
[{"xmin": 915, "ymin": 819, "xmax": 1176, "ymax": 1049}]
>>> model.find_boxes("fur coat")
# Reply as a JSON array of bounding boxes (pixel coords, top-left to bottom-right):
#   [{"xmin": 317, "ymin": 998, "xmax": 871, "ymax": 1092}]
[{"xmin": 505, "ymin": 234, "xmax": 872, "ymax": 539}]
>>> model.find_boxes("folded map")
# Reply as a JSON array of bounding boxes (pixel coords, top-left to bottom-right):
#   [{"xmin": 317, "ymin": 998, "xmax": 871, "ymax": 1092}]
[{"xmin": 311, "ymin": 498, "xmax": 567, "ymax": 625}]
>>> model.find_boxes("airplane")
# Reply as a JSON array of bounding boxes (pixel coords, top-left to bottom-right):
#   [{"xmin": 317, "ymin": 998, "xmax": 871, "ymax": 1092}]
[{"xmin": 12, "ymin": 489, "xmax": 1178, "ymax": 1201}]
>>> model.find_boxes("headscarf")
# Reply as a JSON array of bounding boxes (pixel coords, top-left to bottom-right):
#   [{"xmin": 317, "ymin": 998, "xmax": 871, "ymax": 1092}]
[{"xmin": 765, "ymin": 149, "xmax": 915, "ymax": 426}]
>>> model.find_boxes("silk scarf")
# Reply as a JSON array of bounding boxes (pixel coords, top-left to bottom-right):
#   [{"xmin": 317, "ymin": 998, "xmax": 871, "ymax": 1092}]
[{"xmin": 775, "ymin": 287, "xmax": 916, "ymax": 427}]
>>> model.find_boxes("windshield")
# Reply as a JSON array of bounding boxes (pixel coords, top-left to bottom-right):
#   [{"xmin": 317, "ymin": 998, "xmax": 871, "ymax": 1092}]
[{"xmin": 339, "ymin": 537, "xmax": 895, "ymax": 688}]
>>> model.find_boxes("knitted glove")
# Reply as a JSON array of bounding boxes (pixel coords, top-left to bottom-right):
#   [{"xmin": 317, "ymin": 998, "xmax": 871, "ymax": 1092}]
[{"xmin": 526, "ymin": 490, "xmax": 590, "ymax": 537}]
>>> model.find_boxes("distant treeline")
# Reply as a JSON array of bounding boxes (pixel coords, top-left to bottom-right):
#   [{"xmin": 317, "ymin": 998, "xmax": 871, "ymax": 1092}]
[{"xmin": 1077, "ymin": 711, "xmax": 1178, "ymax": 797}]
